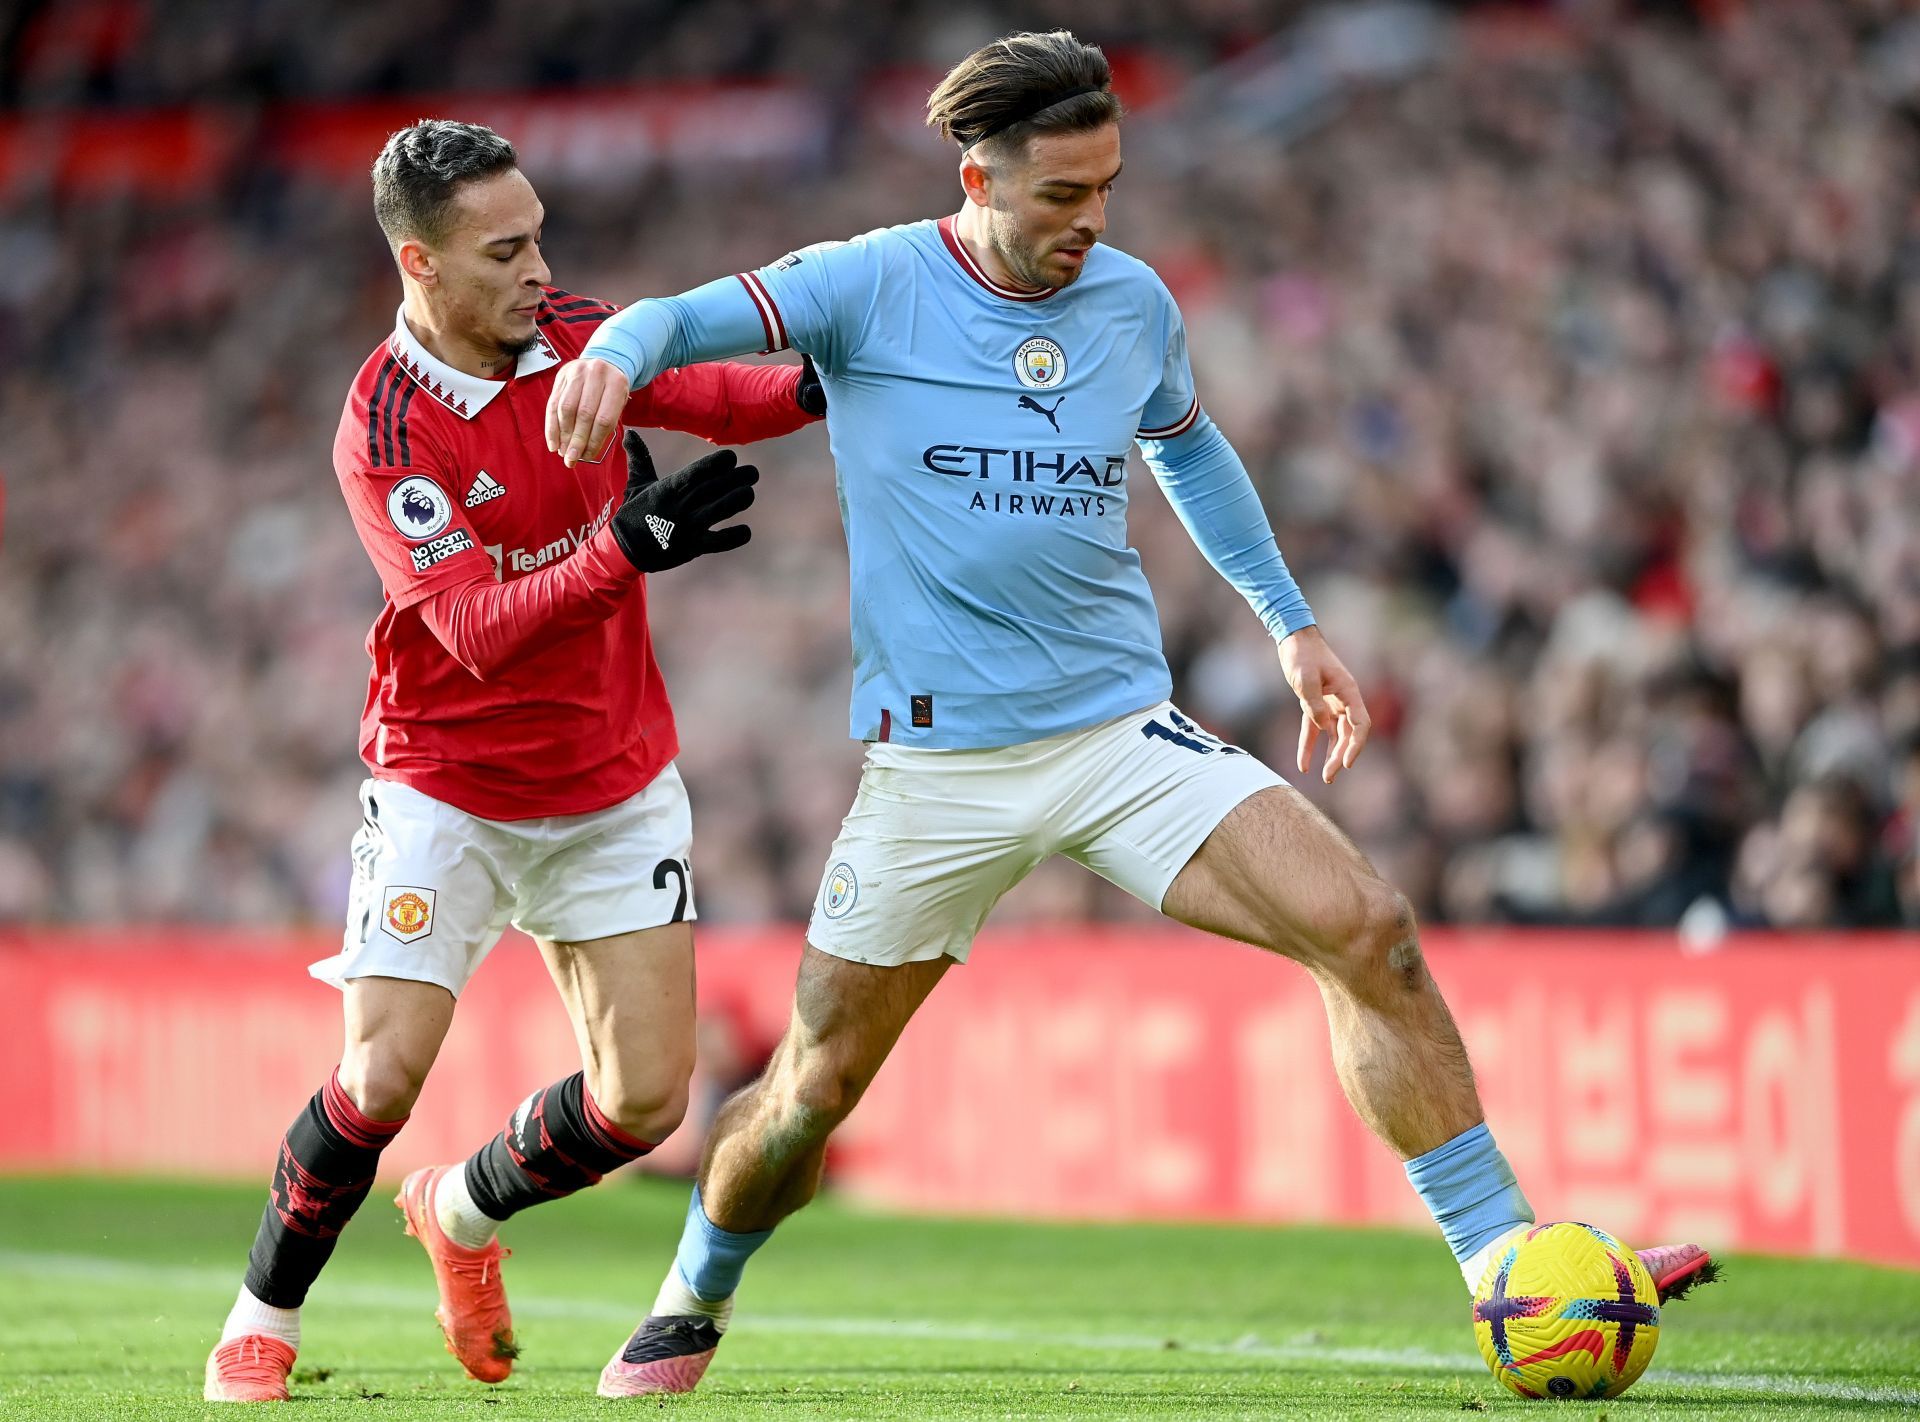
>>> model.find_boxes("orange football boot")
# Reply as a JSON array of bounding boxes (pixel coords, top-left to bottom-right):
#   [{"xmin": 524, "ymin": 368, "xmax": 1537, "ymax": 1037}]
[
  {"xmin": 396, "ymin": 1164, "xmax": 518, "ymax": 1382},
  {"xmin": 203, "ymin": 1334, "xmax": 297, "ymax": 1402}
]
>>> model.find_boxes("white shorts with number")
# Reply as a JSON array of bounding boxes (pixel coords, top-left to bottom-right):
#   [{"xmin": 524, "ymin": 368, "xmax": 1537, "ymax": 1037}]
[
  {"xmin": 310, "ymin": 765, "xmax": 697, "ymax": 998},
  {"xmin": 806, "ymin": 701, "xmax": 1284, "ymax": 966}
]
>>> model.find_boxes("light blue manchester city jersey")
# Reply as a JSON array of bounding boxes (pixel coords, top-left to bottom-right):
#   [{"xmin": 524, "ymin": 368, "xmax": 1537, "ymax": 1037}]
[{"xmin": 586, "ymin": 216, "xmax": 1312, "ymax": 749}]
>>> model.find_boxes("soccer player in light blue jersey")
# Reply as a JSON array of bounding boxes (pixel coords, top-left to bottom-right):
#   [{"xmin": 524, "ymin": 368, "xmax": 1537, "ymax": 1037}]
[{"xmin": 546, "ymin": 30, "xmax": 1715, "ymax": 1398}]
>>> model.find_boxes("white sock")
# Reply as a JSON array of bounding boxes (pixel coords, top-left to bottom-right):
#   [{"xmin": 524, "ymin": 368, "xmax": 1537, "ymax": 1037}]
[
  {"xmin": 651, "ymin": 1265, "xmax": 735, "ymax": 1333},
  {"xmin": 1459, "ymin": 1223, "xmax": 1532, "ymax": 1294},
  {"xmin": 434, "ymin": 1165, "xmax": 502, "ymax": 1251},
  {"xmin": 220, "ymin": 1285, "xmax": 300, "ymax": 1349}
]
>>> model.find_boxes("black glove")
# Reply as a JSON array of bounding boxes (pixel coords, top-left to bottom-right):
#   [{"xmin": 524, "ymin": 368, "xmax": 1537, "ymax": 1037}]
[
  {"xmin": 608, "ymin": 430, "xmax": 758, "ymax": 573},
  {"xmin": 796, "ymin": 354, "xmax": 827, "ymax": 417}
]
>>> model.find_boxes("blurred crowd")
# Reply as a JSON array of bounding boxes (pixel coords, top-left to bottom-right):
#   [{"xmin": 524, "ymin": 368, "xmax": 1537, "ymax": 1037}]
[
  {"xmin": 4, "ymin": 1, "xmax": 1918, "ymax": 932},
  {"xmin": 0, "ymin": 0, "xmax": 1285, "ymax": 108}
]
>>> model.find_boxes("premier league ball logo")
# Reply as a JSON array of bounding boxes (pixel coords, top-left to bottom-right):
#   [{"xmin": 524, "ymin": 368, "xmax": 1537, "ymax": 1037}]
[
  {"xmin": 386, "ymin": 476, "xmax": 453, "ymax": 540},
  {"xmin": 1013, "ymin": 336, "xmax": 1067, "ymax": 390}
]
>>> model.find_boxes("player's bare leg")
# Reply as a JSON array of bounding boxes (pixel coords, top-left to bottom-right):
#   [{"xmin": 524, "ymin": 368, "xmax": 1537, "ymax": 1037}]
[
  {"xmin": 1162, "ymin": 784, "xmax": 1477, "ymax": 1159},
  {"xmin": 208, "ymin": 978, "xmax": 452, "ymax": 1401},
  {"xmin": 541, "ymin": 922, "xmax": 699, "ymax": 1144},
  {"xmin": 339, "ymin": 976, "xmax": 460, "ymax": 1118},
  {"xmin": 704, "ymin": 948, "xmax": 946, "ymax": 1228},
  {"xmin": 599, "ymin": 947, "xmax": 947, "ymax": 1397},
  {"xmin": 402, "ymin": 924, "xmax": 696, "ymax": 1383},
  {"xmin": 1162, "ymin": 785, "xmax": 1714, "ymax": 1301}
]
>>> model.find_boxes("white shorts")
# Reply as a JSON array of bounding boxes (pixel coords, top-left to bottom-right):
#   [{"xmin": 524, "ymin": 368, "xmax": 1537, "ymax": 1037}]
[
  {"xmin": 309, "ymin": 766, "xmax": 697, "ymax": 998},
  {"xmin": 806, "ymin": 701, "xmax": 1284, "ymax": 966}
]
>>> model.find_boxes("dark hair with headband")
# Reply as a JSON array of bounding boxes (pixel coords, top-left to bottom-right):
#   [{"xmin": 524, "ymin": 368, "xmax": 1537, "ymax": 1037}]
[{"xmin": 926, "ymin": 30, "xmax": 1123, "ymax": 158}]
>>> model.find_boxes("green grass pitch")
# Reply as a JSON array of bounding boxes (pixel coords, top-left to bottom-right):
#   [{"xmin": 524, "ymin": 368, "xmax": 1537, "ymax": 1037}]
[{"xmin": 1, "ymin": 1175, "xmax": 1916, "ymax": 1419}]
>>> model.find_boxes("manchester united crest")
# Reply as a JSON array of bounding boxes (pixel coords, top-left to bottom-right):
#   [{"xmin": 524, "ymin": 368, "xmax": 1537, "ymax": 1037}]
[
  {"xmin": 1012, "ymin": 336, "xmax": 1066, "ymax": 390},
  {"xmin": 384, "ymin": 886, "xmax": 435, "ymax": 939}
]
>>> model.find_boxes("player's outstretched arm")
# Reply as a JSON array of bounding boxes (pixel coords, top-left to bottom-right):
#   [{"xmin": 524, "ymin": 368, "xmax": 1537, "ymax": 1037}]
[
  {"xmin": 1140, "ymin": 414, "xmax": 1369, "ymax": 782},
  {"xmin": 1138, "ymin": 412, "xmax": 1314, "ymax": 636},
  {"xmin": 549, "ymin": 275, "xmax": 776, "ymax": 466},
  {"xmin": 420, "ymin": 434, "xmax": 757, "ymax": 679},
  {"xmin": 637, "ymin": 355, "xmax": 824, "ymax": 448}
]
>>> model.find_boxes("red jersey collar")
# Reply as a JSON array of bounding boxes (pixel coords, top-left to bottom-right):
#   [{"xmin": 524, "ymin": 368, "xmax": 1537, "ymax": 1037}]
[
  {"xmin": 387, "ymin": 308, "xmax": 561, "ymax": 420},
  {"xmin": 937, "ymin": 214, "xmax": 1058, "ymax": 303}
]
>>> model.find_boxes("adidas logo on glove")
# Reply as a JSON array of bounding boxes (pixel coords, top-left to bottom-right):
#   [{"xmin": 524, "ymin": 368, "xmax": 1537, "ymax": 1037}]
[{"xmin": 606, "ymin": 434, "xmax": 755, "ymax": 574}]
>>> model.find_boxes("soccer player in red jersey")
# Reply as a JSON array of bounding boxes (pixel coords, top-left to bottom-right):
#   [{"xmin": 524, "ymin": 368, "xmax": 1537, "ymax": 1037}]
[{"xmin": 203, "ymin": 120, "xmax": 823, "ymax": 1403}]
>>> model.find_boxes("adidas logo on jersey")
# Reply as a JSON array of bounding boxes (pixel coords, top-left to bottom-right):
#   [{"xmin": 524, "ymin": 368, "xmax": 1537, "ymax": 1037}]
[
  {"xmin": 464, "ymin": 470, "xmax": 507, "ymax": 508},
  {"xmin": 646, "ymin": 514, "xmax": 674, "ymax": 549}
]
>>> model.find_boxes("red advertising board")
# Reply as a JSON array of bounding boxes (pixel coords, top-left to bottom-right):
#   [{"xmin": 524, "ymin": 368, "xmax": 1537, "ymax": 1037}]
[
  {"xmin": 837, "ymin": 931, "xmax": 1920, "ymax": 1270},
  {"xmin": 0, "ymin": 928, "xmax": 1915, "ymax": 1268}
]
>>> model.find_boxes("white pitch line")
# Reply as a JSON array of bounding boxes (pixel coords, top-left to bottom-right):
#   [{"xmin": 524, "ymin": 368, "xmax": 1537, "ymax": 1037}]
[{"xmin": 2, "ymin": 1249, "xmax": 1915, "ymax": 1408}]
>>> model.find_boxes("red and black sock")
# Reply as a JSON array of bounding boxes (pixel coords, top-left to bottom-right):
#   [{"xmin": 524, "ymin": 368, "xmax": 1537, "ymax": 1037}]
[
  {"xmin": 463, "ymin": 1071, "xmax": 652, "ymax": 1221},
  {"xmin": 242, "ymin": 1070, "xmax": 407, "ymax": 1308}
]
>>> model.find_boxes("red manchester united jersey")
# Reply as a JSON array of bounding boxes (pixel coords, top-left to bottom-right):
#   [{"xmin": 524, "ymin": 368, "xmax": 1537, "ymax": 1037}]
[{"xmin": 335, "ymin": 286, "xmax": 812, "ymax": 820}]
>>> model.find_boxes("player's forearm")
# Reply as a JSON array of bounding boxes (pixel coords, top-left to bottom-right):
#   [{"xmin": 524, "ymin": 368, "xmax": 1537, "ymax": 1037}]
[
  {"xmin": 644, "ymin": 363, "xmax": 813, "ymax": 445},
  {"xmin": 1142, "ymin": 416, "xmax": 1315, "ymax": 639},
  {"xmin": 583, "ymin": 277, "xmax": 772, "ymax": 389},
  {"xmin": 417, "ymin": 526, "xmax": 640, "ymax": 679}
]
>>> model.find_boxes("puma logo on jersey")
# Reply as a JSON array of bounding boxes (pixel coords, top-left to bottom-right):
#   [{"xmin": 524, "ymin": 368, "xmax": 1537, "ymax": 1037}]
[
  {"xmin": 464, "ymin": 469, "xmax": 507, "ymax": 507},
  {"xmin": 1017, "ymin": 394, "xmax": 1064, "ymax": 432},
  {"xmin": 646, "ymin": 514, "xmax": 674, "ymax": 549}
]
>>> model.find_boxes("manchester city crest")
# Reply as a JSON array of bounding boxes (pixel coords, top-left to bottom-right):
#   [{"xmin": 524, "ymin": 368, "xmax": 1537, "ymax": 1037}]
[
  {"xmin": 1013, "ymin": 336, "xmax": 1067, "ymax": 390},
  {"xmin": 822, "ymin": 862, "xmax": 859, "ymax": 919}
]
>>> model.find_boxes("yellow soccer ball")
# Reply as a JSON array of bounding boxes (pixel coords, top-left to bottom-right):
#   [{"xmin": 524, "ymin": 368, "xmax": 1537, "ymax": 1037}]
[{"xmin": 1472, "ymin": 1222, "xmax": 1661, "ymax": 1400}]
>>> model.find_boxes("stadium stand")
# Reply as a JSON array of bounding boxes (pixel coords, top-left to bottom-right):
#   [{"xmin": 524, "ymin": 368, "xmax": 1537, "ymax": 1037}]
[{"xmin": 2, "ymin": 1, "xmax": 1917, "ymax": 930}]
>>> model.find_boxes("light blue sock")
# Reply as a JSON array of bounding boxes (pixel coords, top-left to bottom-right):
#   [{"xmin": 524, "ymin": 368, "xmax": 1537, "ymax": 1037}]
[
  {"xmin": 672, "ymin": 1186, "xmax": 774, "ymax": 1302},
  {"xmin": 1404, "ymin": 1122, "xmax": 1534, "ymax": 1266}
]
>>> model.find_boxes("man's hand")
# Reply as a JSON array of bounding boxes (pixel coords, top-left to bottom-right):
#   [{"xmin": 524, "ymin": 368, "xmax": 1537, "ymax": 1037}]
[
  {"xmin": 1279, "ymin": 625, "xmax": 1371, "ymax": 785},
  {"xmin": 796, "ymin": 354, "xmax": 827, "ymax": 417},
  {"xmin": 547, "ymin": 357, "xmax": 633, "ymax": 468},
  {"xmin": 608, "ymin": 431, "xmax": 758, "ymax": 573}
]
